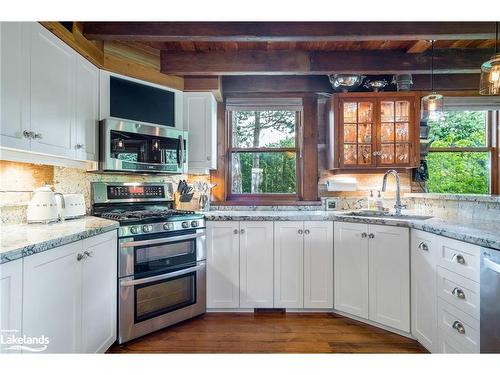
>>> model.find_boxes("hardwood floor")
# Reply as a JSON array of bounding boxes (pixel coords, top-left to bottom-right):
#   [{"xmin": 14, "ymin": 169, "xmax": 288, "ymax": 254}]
[{"xmin": 108, "ymin": 312, "xmax": 427, "ymax": 354}]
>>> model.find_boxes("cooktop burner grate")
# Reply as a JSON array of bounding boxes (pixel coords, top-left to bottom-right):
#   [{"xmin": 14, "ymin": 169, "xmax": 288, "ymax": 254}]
[{"xmin": 99, "ymin": 209, "xmax": 196, "ymax": 222}]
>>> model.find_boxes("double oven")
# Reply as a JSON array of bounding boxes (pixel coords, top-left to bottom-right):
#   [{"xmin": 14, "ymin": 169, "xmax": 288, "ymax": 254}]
[{"xmin": 118, "ymin": 227, "xmax": 206, "ymax": 344}]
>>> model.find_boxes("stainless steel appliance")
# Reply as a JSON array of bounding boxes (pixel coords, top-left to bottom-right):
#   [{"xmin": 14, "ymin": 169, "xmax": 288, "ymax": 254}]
[
  {"xmin": 480, "ymin": 248, "xmax": 500, "ymax": 353},
  {"xmin": 100, "ymin": 118, "xmax": 188, "ymax": 174},
  {"xmin": 91, "ymin": 182, "xmax": 206, "ymax": 344}
]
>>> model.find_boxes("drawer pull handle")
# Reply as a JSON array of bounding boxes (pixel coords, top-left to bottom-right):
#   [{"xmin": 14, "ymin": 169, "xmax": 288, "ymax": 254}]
[
  {"xmin": 418, "ymin": 242, "xmax": 429, "ymax": 251},
  {"xmin": 452, "ymin": 321, "xmax": 466, "ymax": 334},
  {"xmin": 452, "ymin": 287, "xmax": 466, "ymax": 300},
  {"xmin": 361, "ymin": 232, "xmax": 367, "ymax": 238},
  {"xmin": 453, "ymin": 254, "xmax": 466, "ymax": 265}
]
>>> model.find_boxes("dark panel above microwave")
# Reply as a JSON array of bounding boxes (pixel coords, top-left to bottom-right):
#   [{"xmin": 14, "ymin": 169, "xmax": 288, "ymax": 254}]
[{"xmin": 110, "ymin": 76, "xmax": 175, "ymax": 127}]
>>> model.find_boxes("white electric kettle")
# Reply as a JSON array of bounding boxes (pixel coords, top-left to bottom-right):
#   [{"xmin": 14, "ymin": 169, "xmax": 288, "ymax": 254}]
[{"xmin": 27, "ymin": 185, "xmax": 65, "ymax": 224}]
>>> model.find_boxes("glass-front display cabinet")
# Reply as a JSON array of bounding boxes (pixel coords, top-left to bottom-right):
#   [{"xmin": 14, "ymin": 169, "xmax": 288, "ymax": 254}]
[{"xmin": 327, "ymin": 92, "xmax": 420, "ymax": 169}]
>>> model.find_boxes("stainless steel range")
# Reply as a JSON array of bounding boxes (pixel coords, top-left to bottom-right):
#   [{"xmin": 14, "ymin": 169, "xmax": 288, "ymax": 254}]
[{"xmin": 91, "ymin": 182, "xmax": 206, "ymax": 344}]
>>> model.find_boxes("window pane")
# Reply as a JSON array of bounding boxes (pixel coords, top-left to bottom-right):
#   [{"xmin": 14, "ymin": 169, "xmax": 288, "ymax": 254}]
[
  {"xmin": 232, "ymin": 110, "xmax": 296, "ymax": 148},
  {"xmin": 427, "ymin": 152, "xmax": 490, "ymax": 194},
  {"xmin": 231, "ymin": 152, "xmax": 296, "ymax": 194},
  {"xmin": 428, "ymin": 111, "xmax": 487, "ymax": 147}
]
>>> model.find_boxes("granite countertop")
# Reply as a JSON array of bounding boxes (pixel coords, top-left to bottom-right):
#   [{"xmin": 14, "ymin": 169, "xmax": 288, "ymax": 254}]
[
  {"xmin": 0, "ymin": 216, "xmax": 119, "ymax": 264},
  {"xmin": 205, "ymin": 210, "xmax": 500, "ymax": 251}
]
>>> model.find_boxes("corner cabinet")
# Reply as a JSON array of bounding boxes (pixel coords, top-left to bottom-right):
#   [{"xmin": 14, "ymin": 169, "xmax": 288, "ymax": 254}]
[{"xmin": 327, "ymin": 92, "xmax": 420, "ymax": 170}]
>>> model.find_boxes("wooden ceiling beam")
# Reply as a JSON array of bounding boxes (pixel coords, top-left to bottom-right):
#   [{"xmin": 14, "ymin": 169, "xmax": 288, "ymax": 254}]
[
  {"xmin": 222, "ymin": 75, "xmax": 332, "ymax": 94},
  {"xmin": 83, "ymin": 22, "xmax": 496, "ymax": 42},
  {"xmin": 184, "ymin": 76, "xmax": 223, "ymax": 102},
  {"xmin": 160, "ymin": 49, "xmax": 491, "ymax": 75},
  {"xmin": 411, "ymin": 74, "xmax": 480, "ymax": 91},
  {"xmin": 406, "ymin": 40, "xmax": 432, "ymax": 53}
]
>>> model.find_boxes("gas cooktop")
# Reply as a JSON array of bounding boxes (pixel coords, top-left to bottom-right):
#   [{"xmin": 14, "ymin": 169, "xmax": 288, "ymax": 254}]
[{"xmin": 98, "ymin": 209, "xmax": 199, "ymax": 223}]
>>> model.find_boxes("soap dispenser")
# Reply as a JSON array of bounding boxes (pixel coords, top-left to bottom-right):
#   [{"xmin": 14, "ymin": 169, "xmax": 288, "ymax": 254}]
[
  {"xmin": 376, "ymin": 190, "xmax": 384, "ymax": 211},
  {"xmin": 367, "ymin": 190, "xmax": 376, "ymax": 210}
]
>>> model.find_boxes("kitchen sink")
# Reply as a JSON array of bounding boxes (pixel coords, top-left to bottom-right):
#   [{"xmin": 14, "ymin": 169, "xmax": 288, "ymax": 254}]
[{"xmin": 342, "ymin": 210, "xmax": 433, "ymax": 220}]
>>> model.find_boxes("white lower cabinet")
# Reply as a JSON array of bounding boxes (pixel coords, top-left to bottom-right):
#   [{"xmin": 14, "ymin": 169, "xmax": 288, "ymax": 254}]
[
  {"xmin": 334, "ymin": 222, "xmax": 410, "ymax": 332},
  {"xmin": 334, "ymin": 222, "xmax": 369, "ymax": 319},
  {"xmin": 274, "ymin": 222, "xmax": 304, "ymax": 308},
  {"xmin": 239, "ymin": 221, "xmax": 274, "ymax": 308},
  {"xmin": 303, "ymin": 221, "xmax": 333, "ymax": 309},
  {"xmin": 206, "ymin": 221, "xmax": 240, "ymax": 308},
  {"xmin": 0, "ymin": 259, "xmax": 23, "ymax": 353},
  {"xmin": 368, "ymin": 224, "xmax": 410, "ymax": 332},
  {"xmin": 22, "ymin": 231, "xmax": 117, "ymax": 353},
  {"xmin": 411, "ymin": 229, "xmax": 438, "ymax": 353}
]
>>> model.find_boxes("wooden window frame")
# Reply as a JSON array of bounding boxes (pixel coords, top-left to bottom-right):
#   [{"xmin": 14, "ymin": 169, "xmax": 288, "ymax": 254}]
[
  {"xmin": 427, "ymin": 110, "xmax": 499, "ymax": 194},
  {"xmin": 210, "ymin": 94, "xmax": 320, "ymax": 206}
]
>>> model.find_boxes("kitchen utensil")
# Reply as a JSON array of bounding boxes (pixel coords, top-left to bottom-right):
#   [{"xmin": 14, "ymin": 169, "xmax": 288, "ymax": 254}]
[
  {"xmin": 27, "ymin": 185, "xmax": 65, "ymax": 224},
  {"xmin": 329, "ymin": 74, "xmax": 366, "ymax": 92},
  {"xmin": 179, "ymin": 193, "xmax": 194, "ymax": 202},
  {"xmin": 57, "ymin": 193, "xmax": 86, "ymax": 219},
  {"xmin": 364, "ymin": 79, "xmax": 388, "ymax": 92}
]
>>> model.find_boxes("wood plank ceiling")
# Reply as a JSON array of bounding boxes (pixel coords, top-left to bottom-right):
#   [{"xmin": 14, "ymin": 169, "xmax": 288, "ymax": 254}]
[{"xmin": 81, "ymin": 22, "xmax": 498, "ymax": 91}]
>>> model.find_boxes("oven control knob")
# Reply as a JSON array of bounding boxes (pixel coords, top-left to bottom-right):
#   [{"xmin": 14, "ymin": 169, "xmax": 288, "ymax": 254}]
[
  {"xmin": 163, "ymin": 223, "xmax": 174, "ymax": 231},
  {"xmin": 181, "ymin": 221, "xmax": 189, "ymax": 229},
  {"xmin": 191, "ymin": 221, "xmax": 199, "ymax": 228},
  {"xmin": 142, "ymin": 225, "xmax": 153, "ymax": 233},
  {"xmin": 130, "ymin": 226, "xmax": 140, "ymax": 234}
]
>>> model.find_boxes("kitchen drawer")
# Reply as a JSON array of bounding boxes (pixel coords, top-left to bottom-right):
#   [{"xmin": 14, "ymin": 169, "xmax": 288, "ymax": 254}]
[
  {"xmin": 437, "ymin": 299, "xmax": 480, "ymax": 353},
  {"xmin": 436, "ymin": 237, "xmax": 480, "ymax": 282},
  {"xmin": 437, "ymin": 266, "xmax": 480, "ymax": 319}
]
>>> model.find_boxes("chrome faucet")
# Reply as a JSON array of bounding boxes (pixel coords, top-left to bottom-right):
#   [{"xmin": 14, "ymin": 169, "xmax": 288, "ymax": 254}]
[{"xmin": 381, "ymin": 170, "xmax": 406, "ymax": 216}]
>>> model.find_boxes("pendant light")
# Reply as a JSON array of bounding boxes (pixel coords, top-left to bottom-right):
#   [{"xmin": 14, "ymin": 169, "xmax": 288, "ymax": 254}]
[
  {"xmin": 479, "ymin": 22, "xmax": 500, "ymax": 96},
  {"xmin": 421, "ymin": 40, "xmax": 444, "ymax": 121}
]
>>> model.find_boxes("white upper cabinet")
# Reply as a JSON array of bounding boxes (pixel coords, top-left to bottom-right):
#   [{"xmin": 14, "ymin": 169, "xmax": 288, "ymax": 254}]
[
  {"xmin": 183, "ymin": 92, "xmax": 217, "ymax": 173},
  {"xmin": 303, "ymin": 221, "xmax": 333, "ymax": 309},
  {"xmin": 0, "ymin": 22, "xmax": 31, "ymax": 150},
  {"xmin": 274, "ymin": 222, "xmax": 304, "ymax": 308},
  {"xmin": 239, "ymin": 221, "xmax": 274, "ymax": 308},
  {"xmin": 0, "ymin": 259, "xmax": 23, "ymax": 354},
  {"xmin": 206, "ymin": 221, "xmax": 240, "ymax": 308},
  {"xmin": 368, "ymin": 224, "xmax": 410, "ymax": 332},
  {"xmin": 411, "ymin": 229, "xmax": 438, "ymax": 353},
  {"xmin": 334, "ymin": 222, "xmax": 369, "ymax": 319},
  {"xmin": 75, "ymin": 54, "xmax": 99, "ymax": 161},
  {"xmin": 29, "ymin": 22, "xmax": 76, "ymax": 159}
]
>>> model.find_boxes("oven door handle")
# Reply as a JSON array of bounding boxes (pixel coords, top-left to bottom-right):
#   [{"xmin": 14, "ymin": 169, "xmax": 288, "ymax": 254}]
[
  {"xmin": 121, "ymin": 232, "xmax": 205, "ymax": 248},
  {"xmin": 120, "ymin": 263, "xmax": 205, "ymax": 287}
]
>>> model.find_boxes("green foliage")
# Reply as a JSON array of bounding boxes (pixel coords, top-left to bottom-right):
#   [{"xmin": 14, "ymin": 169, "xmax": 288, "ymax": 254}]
[{"xmin": 427, "ymin": 111, "xmax": 489, "ymax": 194}]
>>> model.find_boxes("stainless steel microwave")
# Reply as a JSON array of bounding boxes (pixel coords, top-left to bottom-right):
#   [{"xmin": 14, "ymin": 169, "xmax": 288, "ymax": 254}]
[{"xmin": 99, "ymin": 118, "xmax": 188, "ymax": 174}]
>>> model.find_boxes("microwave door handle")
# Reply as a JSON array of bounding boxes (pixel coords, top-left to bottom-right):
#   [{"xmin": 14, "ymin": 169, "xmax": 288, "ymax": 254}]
[
  {"xmin": 120, "ymin": 232, "xmax": 205, "ymax": 248},
  {"xmin": 120, "ymin": 263, "xmax": 205, "ymax": 287}
]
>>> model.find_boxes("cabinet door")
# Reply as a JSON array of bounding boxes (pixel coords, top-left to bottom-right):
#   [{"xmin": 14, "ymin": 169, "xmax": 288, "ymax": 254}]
[
  {"xmin": 29, "ymin": 23, "xmax": 76, "ymax": 159},
  {"xmin": 411, "ymin": 230, "xmax": 438, "ymax": 352},
  {"xmin": 75, "ymin": 54, "xmax": 98, "ymax": 161},
  {"xmin": 183, "ymin": 92, "xmax": 217, "ymax": 173},
  {"xmin": 368, "ymin": 224, "xmax": 410, "ymax": 332},
  {"xmin": 206, "ymin": 221, "xmax": 240, "ymax": 308},
  {"xmin": 0, "ymin": 259, "xmax": 23, "ymax": 353},
  {"xmin": 334, "ymin": 222, "xmax": 369, "ymax": 318},
  {"xmin": 81, "ymin": 231, "xmax": 117, "ymax": 353},
  {"xmin": 304, "ymin": 221, "xmax": 333, "ymax": 309},
  {"xmin": 0, "ymin": 22, "xmax": 31, "ymax": 150},
  {"xmin": 377, "ymin": 99, "xmax": 413, "ymax": 167},
  {"xmin": 339, "ymin": 99, "xmax": 377, "ymax": 168},
  {"xmin": 23, "ymin": 241, "xmax": 83, "ymax": 353},
  {"xmin": 239, "ymin": 221, "xmax": 274, "ymax": 308},
  {"xmin": 274, "ymin": 222, "xmax": 304, "ymax": 308}
]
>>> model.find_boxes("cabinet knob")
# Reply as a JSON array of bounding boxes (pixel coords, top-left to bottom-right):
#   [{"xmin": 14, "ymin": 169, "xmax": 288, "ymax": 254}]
[
  {"xmin": 452, "ymin": 287, "xmax": 466, "ymax": 300},
  {"xmin": 34, "ymin": 133, "xmax": 43, "ymax": 140},
  {"xmin": 368, "ymin": 233, "xmax": 375, "ymax": 239},
  {"xmin": 418, "ymin": 242, "xmax": 429, "ymax": 251},
  {"xmin": 233, "ymin": 229, "xmax": 239, "ymax": 235},
  {"xmin": 453, "ymin": 254, "xmax": 466, "ymax": 265},
  {"xmin": 240, "ymin": 229, "xmax": 245, "ymax": 234},
  {"xmin": 23, "ymin": 130, "xmax": 34, "ymax": 139},
  {"xmin": 452, "ymin": 320, "xmax": 466, "ymax": 334},
  {"xmin": 298, "ymin": 229, "xmax": 303, "ymax": 235},
  {"xmin": 304, "ymin": 229, "xmax": 310, "ymax": 235},
  {"xmin": 75, "ymin": 143, "xmax": 85, "ymax": 150},
  {"xmin": 84, "ymin": 250, "xmax": 94, "ymax": 258},
  {"xmin": 361, "ymin": 232, "xmax": 367, "ymax": 238},
  {"xmin": 77, "ymin": 252, "xmax": 87, "ymax": 261}
]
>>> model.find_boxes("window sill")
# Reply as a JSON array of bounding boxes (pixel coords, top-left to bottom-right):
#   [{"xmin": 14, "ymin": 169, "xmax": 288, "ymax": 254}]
[{"xmin": 211, "ymin": 199, "xmax": 322, "ymax": 207}]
